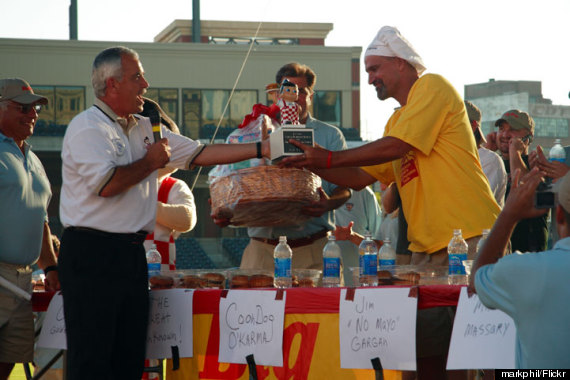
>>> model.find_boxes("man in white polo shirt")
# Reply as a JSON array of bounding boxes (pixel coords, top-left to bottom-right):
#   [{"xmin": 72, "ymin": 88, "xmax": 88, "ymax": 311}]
[{"xmin": 58, "ymin": 46, "xmax": 270, "ymax": 380}]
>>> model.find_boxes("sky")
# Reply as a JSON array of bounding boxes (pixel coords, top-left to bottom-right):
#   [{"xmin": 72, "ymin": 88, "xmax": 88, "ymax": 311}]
[{"xmin": 1, "ymin": 0, "xmax": 569, "ymax": 141}]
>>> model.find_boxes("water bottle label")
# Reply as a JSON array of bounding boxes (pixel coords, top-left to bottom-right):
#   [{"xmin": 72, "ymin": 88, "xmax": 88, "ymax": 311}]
[
  {"xmin": 550, "ymin": 158, "xmax": 566, "ymax": 163},
  {"xmin": 448, "ymin": 253, "xmax": 467, "ymax": 275},
  {"xmin": 379, "ymin": 259, "xmax": 396, "ymax": 267},
  {"xmin": 359, "ymin": 254, "xmax": 377, "ymax": 276},
  {"xmin": 147, "ymin": 263, "xmax": 161, "ymax": 275},
  {"xmin": 274, "ymin": 258, "xmax": 291, "ymax": 278},
  {"xmin": 323, "ymin": 257, "xmax": 340, "ymax": 277}
]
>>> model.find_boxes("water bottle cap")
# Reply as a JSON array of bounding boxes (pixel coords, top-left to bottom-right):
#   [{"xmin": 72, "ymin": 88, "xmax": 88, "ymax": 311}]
[
  {"xmin": 383, "ymin": 238, "xmax": 391, "ymax": 244},
  {"xmin": 151, "ymin": 244, "xmax": 157, "ymax": 249},
  {"xmin": 279, "ymin": 236, "xmax": 287, "ymax": 243},
  {"xmin": 328, "ymin": 234, "xmax": 336, "ymax": 241},
  {"xmin": 453, "ymin": 229, "xmax": 462, "ymax": 235},
  {"xmin": 482, "ymin": 228, "xmax": 490, "ymax": 234}
]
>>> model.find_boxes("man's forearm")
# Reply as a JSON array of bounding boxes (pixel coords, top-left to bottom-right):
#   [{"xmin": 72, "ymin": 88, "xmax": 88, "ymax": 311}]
[
  {"xmin": 312, "ymin": 167, "xmax": 376, "ymax": 190},
  {"xmin": 37, "ymin": 222, "xmax": 57, "ymax": 269},
  {"xmin": 329, "ymin": 136, "xmax": 412, "ymax": 168},
  {"xmin": 99, "ymin": 158, "xmax": 156, "ymax": 197},
  {"xmin": 327, "ymin": 187, "xmax": 352, "ymax": 211},
  {"xmin": 509, "ymin": 151, "xmax": 529, "ymax": 176},
  {"xmin": 193, "ymin": 141, "xmax": 270, "ymax": 166}
]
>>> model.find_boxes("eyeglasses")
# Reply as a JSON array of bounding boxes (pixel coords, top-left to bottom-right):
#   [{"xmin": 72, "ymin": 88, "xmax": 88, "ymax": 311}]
[{"xmin": 3, "ymin": 101, "xmax": 43, "ymax": 114}]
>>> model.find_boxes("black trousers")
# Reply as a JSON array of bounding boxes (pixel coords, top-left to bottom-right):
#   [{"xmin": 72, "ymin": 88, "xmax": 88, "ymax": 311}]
[{"xmin": 59, "ymin": 228, "xmax": 149, "ymax": 380}]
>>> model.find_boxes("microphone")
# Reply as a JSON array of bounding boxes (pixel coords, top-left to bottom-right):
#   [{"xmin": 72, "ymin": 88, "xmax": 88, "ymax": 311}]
[{"xmin": 149, "ymin": 109, "xmax": 162, "ymax": 142}]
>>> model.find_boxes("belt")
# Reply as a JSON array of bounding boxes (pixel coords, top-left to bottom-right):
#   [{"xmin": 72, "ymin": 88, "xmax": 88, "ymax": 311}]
[
  {"xmin": 66, "ymin": 227, "xmax": 148, "ymax": 244},
  {"xmin": 252, "ymin": 229, "xmax": 329, "ymax": 248}
]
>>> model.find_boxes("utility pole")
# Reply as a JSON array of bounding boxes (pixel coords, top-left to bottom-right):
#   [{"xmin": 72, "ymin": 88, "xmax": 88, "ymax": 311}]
[
  {"xmin": 192, "ymin": 0, "xmax": 201, "ymax": 43},
  {"xmin": 69, "ymin": 0, "xmax": 78, "ymax": 40}
]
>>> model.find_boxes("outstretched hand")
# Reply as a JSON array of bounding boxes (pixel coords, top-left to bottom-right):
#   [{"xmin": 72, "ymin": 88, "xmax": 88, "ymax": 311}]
[
  {"xmin": 334, "ymin": 221, "xmax": 354, "ymax": 241},
  {"xmin": 208, "ymin": 198, "xmax": 231, "ymax": 228},
  {"xmin": 278, "ymin": 140, "xmax": 329, "ymax": 169},
  {"xmin": 301, "ymin": 187, "xmax": 332, "ymax": 217}
]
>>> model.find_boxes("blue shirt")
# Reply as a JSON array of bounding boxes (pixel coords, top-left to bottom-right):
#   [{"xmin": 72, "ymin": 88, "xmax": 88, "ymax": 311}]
[
  {"xmin": 475, "ymin": 238, "xmax": 570, "ymax": 368},
  {"xmin": 0, "ymin": 132, "xmax": 51, "ymax": 265},
  {"xmin": 248, "ymin": 115, "xmax": 348, "ymax": 239}
]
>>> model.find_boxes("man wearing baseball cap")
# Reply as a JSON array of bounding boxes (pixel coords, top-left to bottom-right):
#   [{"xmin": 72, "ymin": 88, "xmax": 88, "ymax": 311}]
[
  {"xmin": 465, "ymin": 100, "xmax": 507, "ymax": 207},
  {"xmin": 495, "ymin": 109, "xmax": 548, "ymax": 253},
  {"xmin": 470, "ymin": 167, "xmax": 570, "ymax": 368},
  {"xmin": 0, "ymin": 78, "xmax": 59, "ymax": 378},
  {"xmin": 281, "ymin": 26, "xmax": 501, "ymax": 378}
]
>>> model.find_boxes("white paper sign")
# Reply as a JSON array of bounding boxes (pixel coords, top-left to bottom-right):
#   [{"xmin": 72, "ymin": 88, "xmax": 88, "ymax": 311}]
[
  {"xmin": 37, "ymin": 292, "xmax": 67, "ymax": 349},
  {"xmin": 219, "ymin": 290, "xmax": 286, "ymax": 366},
  {"xmin": 146, "ymin": 289, "xmax": 194, "ymax": 359},
  {"xmin": 339, "ymin": 288, "xmax": 417, "ymax": 370},
  {"xmin": 447, "ymin": 287, "xmax": 516, "ymax": 369}
]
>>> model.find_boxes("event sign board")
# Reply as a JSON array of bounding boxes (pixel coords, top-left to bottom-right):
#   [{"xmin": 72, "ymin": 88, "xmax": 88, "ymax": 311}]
[
  {"xmin": 37, "ymin": 292, "xmax": 67, "ymax": 349},
  {"xmin": 339, "ymin": 288, "xmax": 417, "ymax": 370},
  {"xmin": 219, "ymin": 290, "xmax": 286, "ymax": 366},
  {"xmin": 146, "ymin": 289, "xmax": 194, "ymax": 359},
  {"xmin": 447, "ymin": 287, "xmax": 516, "ymax": 369}
]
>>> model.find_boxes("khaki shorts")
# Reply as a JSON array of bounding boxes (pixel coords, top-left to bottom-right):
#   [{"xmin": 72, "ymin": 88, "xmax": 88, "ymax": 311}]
[
  {"xmin": 240, "ymin": 236, "xmax": 329, "ymax": 271},
  {"xmin": 410, "ymin": 235, "xmax": 482, "ymax": 265},
  {"xmin": 240, "ymin": 236, "xmax": 345, "ymax": 285},
  {"xmin": 0, "ymin": 263, "xmax": 34, "ymax": 363},
  {"xmin": 410, "ymin": 236, "xmax": 480, "ymax": 358}
]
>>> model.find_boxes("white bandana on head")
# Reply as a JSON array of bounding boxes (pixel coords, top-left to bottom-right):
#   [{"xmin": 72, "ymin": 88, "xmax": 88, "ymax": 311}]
[{"xmin": 365, "ymin": 26, "xmax": 426, "ymax": 75}]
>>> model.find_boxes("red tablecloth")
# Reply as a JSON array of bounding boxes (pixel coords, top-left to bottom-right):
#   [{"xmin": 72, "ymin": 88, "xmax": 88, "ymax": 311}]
[{"xmin": 33, "ymin": 285, "xmax": 462, "ymax": 313}]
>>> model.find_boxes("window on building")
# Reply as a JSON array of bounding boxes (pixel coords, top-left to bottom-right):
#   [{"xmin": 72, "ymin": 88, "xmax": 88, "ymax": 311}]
[
  {"xmin": 313, "ymin": 91, "xmax": 341, "ymax": 127},
  {"xmin": 145, "ymin": 88, "xmax": 179, "ymax": 129},
  {"xmin": 182, "ymin": 89, "xmax": 257, "ymax": 139},
  {"xmin": 33, "ymin": 86, "xmax": 85, "ymax": 135},
  {"xmin": 535, "ymin": 117, "xmax": 569, "ymax": 138}
]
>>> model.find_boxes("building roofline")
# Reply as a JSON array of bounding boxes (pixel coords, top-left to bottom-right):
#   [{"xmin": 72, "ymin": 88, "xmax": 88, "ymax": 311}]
[{"xmin": 154, "ymin": 19, "xmax": 334, "ymax": 43}]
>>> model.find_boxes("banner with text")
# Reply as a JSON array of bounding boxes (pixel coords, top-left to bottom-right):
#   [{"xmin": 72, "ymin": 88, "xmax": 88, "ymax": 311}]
[
  {"xmin": 146, "ymin": 289, "xmax": 194, "ymax": 359},
  {"xmin": 447, "ymin": 287, "xmax": 516, "ymax": 369},
  {"xmin": 219, "ymin": 290, "xmax": 286, "ymax": 366},
  {"xmin": 339, "ymin": 288, "xmax": 417, "ymax": 370}
]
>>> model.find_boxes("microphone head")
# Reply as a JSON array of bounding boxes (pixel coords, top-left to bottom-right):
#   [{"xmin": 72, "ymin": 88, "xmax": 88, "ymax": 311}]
[{"xmin": 149, "ymin": 109, "xmax": 161, "ymax": 126}]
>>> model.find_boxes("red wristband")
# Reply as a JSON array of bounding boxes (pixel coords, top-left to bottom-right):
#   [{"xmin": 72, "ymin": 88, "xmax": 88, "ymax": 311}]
[{"xmin": 326, "ymin": 151, "xmax": 332, "ymax": 168}]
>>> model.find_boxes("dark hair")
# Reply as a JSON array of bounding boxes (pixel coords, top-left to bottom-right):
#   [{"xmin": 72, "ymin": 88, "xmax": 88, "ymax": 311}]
[
  {"xmin": 275, "ymin": 62, "xmax": 316, "ymax": 91},
  {"xmin": 140, "ymin": 97, "xmax": 180, "ymax": 134}
]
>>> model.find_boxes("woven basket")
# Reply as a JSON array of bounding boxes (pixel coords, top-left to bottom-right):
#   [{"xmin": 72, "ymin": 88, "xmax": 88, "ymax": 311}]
[{"xmin": 209, "ymin": 166, "xmax": 322, "ymax": 227}]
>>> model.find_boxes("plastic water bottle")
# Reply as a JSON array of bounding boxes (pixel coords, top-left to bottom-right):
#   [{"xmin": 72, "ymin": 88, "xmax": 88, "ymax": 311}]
[
  {"xmin": 358, "ymin": 232, "xmax": 378, "ymax": 286},
  {"xmin": 476, "ymin": 229, "xmax": 490, "ymax": 254},
  {"xmin": 146, "ymin": 244, "xmax": 162, "ymax": 278},
  {"xmin": 274, "ymin": 236, "xmax": 292, "ymax": 288},
  {"xmin": 379, "ymin": 238, "xmax": 396, "ymax": 274},
  {"xmin": 322, "ymin": 235, "xmax": 341, "ymax": 287},
  {"xmin": 549, "ymin": 139, "xmax": 566, "ymax": 163},
  {"xmin": 448, "ymin": 229, "xmax": 468, "ymax": 285}
]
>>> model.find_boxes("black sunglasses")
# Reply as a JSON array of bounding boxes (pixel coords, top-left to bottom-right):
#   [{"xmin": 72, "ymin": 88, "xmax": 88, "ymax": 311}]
[{"xmin": 6, "ymin": 101, "xmax": 43, "ymax": 114}]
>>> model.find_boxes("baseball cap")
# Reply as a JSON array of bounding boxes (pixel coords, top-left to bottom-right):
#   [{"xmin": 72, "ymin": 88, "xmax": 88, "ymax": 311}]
[
  {"xmin": 365, "ymin": 26, "xmax": 426, "ymax": 75},
  {"xmin": 495, "ymin": 109, "xmax": 535, "ymax": 135},
  {"xmin": 464, "ymin": 100, "xmax": 486, "ymax": 144},
  {"xmin": 0, "ymin": 78, "xmax": 47, "ymax": 105}
]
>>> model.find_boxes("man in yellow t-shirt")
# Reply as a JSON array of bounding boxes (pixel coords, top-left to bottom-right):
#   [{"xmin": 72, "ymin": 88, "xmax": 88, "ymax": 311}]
[
  {"xmin": 282, "ymin": 26, "xmax": 499, "ymax": 261},
  {"xmin": 280, "ymin": 25, "xmax": 500, "ymax": 378}
]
